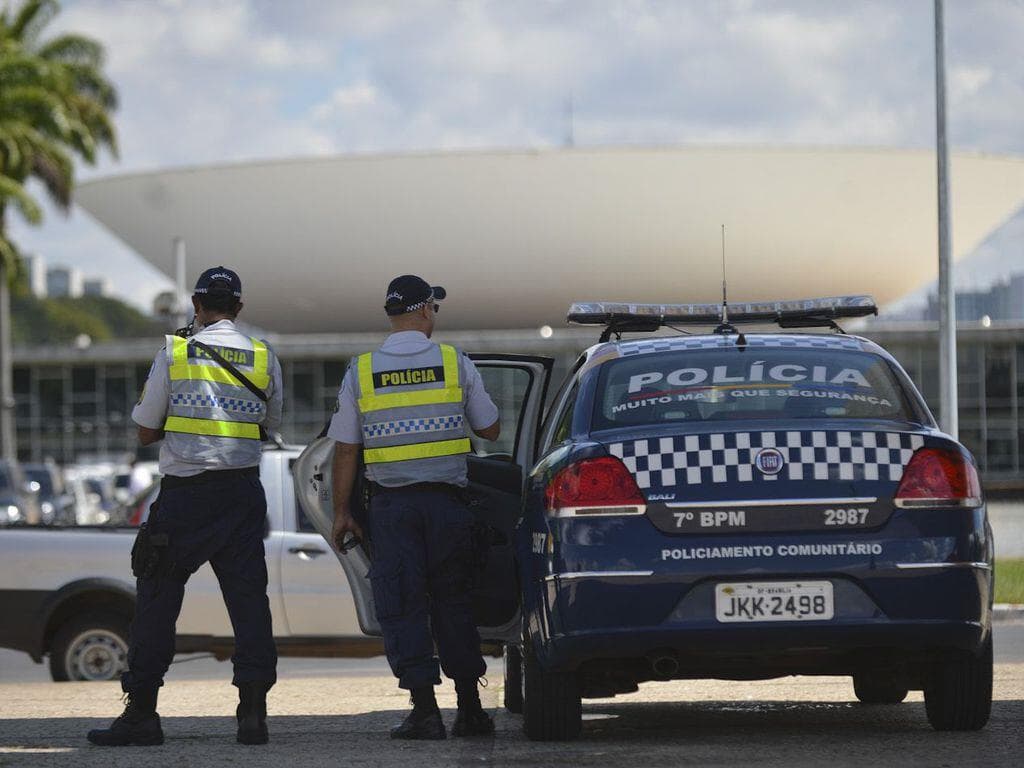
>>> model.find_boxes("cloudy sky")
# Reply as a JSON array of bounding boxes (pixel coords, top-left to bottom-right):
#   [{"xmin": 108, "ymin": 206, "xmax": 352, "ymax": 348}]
[{"xmin": 7, "ymin": 0, "xmax": 1024, "ymax": 311}]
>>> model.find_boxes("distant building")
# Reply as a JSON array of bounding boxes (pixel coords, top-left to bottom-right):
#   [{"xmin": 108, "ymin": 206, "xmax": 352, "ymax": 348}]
[
  {"xmin": 46, "ymin": 266, "xmax": 83, "ymax": 298},
  {"xmin": 925, "ymin": 271, "xmax": 1024, "ymax": 321},
  {"xmin": 20, "ymin": 254, "xmax": 47, "ymax": 298},
  {"xmin": 82, "ymin": 278, "xmax": 112, "ymax": 297}
]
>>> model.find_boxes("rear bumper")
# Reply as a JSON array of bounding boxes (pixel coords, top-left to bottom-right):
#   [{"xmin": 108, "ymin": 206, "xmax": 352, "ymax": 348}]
[
  {"xmin": 529, "ymin": 563, "xmax": 992, "ymax": 673},
  {"xmin": 538, "ymin": 618, "xmax": 987, "ymax": 672}
]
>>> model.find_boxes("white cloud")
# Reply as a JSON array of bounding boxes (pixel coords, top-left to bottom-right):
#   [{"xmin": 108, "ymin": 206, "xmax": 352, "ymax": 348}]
[
  {"xmin": 10, "ymin": 0, "xmax": 1024, "ymax": 306},
  {"xmin": 313, "ymin": 82, "xmax": 379, "ymax": 118},
  {"xmin": 950, "ymin": 65, "xmax": 994, "ymax": 102}
]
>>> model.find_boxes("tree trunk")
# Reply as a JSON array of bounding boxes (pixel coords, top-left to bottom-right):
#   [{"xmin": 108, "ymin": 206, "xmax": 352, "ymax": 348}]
[{"xmin": 0, "ymin": 254, "xmax": 15, "ymax": 461}]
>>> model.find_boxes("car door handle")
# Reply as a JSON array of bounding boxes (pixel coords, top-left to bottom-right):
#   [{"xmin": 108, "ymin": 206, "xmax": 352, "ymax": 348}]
[{"xmin": 289, "ymin": 545, "xmax": 327, "ymax": 559}]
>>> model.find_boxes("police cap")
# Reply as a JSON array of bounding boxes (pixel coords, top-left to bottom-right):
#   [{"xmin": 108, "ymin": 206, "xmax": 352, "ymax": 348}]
[
  {"xmin": 384, "ymin": 275, "xmax": 446, "ymax": 316},
  {"xmin": 194, "ymin": 266, "xmax": 242, "ymax": 298}
]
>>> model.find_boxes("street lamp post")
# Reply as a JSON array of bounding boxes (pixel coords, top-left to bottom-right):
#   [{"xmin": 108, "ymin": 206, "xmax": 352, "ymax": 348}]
[
  {"xmin": 935, "ymin": 0, "xmax": 958, "ymax": 437},
  {"xmin": 0, "ymin": 258, "xmax": 14, "ymax": 461}
]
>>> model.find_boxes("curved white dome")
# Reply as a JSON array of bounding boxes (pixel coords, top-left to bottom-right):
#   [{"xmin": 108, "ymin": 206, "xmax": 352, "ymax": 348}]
[{"xmin": 77, "ymin": 147, "xmax": 1024, "ymax": 333}]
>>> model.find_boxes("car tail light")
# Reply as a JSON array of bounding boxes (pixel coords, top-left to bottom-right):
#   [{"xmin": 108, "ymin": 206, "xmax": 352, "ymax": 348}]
[
  {"xmin": 545, "ymin": 456, "xmax": 646, "ymax": 517},
  {"xmin": 894, "ymin": 447, "xmax": 983, "ymax": 508}
]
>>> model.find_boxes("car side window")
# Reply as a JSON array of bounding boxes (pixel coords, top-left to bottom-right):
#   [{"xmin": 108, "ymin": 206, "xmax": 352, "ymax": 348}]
[
  {"xmin": 474, "ymin": 366, "xmax": 533, "ymax": 460},
  {"xmin": 551, "ymin": 384, "xmax": 579, "ymax": 446},
  {"xmin": 289, "ymin": 457, "xmax": 319, "ymax": 533},
  {"xmin": 540, "ymin": 355, "xmax": 586, "ymax": 454}
]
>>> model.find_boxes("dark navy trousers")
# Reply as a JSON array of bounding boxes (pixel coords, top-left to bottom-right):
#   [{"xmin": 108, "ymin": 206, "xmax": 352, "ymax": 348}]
[
  {"xmin": 368, "ymin": 487, "xmax": 486, "ymax": 690},
  {"xmin": 120, "ymin": 471, "xmax": 277, "ymax": 692}
]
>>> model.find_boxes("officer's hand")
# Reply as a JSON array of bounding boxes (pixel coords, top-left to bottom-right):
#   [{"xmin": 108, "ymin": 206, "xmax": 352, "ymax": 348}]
[{"xmin": 331, "ymin": 508, "xmax": 364, "ymax": 553}]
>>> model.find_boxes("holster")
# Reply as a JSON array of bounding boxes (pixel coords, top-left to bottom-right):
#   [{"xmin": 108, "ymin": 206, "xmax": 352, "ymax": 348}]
[{"xmin": 130, "ymin": 522, "xmax": 171, "ymax": 580}]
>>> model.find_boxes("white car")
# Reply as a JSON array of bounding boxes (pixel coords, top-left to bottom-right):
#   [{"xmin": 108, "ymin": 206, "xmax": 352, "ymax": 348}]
[{"xmin": 0, "ymin": 445, "xmax": 367, "ymax": 681}]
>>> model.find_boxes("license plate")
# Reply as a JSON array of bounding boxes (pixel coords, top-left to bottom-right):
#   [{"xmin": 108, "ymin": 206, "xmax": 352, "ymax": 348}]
[{"xmin": 714, "ymin": 581, "xmax": 834, "ymax": 623}]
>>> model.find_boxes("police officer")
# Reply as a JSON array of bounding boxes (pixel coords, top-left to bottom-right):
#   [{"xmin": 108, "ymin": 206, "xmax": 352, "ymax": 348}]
[
  {"xmin": 328, "ymin": 275, "xmax": 500, "ymax": 740},
  {"xmin": 87, "ymin": 267, "xmax": 283, "ymax": 747}
]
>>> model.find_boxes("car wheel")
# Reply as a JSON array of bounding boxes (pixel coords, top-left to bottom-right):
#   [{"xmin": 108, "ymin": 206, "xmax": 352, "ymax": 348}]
[
  {"xmin": 503, "ymin": 644, "xmax": 524, "ymax": 714},
  {"xmin": 853, "ymin": 673, "xmax": 908, "ymax": 704},
  {"xmin": 924, "ymin": 633, "xmax": 993, "ymax": 731},
  {"xmin": 49, "ymin": 613, "xmax": 130, "ymax": 683},
  {"xmin": 522, "ymin": 644, "xmax": 581, "ymax": 741}
]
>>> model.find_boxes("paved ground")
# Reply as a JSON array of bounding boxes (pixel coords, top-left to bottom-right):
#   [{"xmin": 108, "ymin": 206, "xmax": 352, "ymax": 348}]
[
  {"xmin": 1, "ymin": 625, "xmax": 1022, "ymax": 767},
  {"xmin": 990, "ymin": 501, "xmax": 1024, "ymax": 557}
]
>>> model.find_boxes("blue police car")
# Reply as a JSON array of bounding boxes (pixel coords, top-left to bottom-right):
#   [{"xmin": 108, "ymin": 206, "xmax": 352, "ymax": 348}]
[{"xmin": 295, "ymin": 295, "xmax": 993, "ymax": 742}]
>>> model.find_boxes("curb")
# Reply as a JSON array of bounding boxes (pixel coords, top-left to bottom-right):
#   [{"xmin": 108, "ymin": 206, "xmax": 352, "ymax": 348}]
[{"xmin": 993, "ymin": 603, "xmax": 1024, "ymax": 622}]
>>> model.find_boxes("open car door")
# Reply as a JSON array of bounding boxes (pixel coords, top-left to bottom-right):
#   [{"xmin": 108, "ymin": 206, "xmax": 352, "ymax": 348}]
[{"xmin": 293, "ymin": 354, "xmax": 553, "ymax": 642}]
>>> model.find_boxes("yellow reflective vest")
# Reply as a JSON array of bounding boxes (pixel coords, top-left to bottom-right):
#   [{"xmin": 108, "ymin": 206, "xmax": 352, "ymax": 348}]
[
  {"xmin": 355, "ymin": 343, "xmax": 471, "ymax": 472},
  {"xmin": 164, "ymin": 335, "xmax": 270, "ymax": 441}
]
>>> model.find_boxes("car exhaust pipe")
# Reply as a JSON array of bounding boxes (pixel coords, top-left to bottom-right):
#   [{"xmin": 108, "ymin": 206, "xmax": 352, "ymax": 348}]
[{"xmin": 648, "ymin": 653, "xmax": 679, "ymax": 679}]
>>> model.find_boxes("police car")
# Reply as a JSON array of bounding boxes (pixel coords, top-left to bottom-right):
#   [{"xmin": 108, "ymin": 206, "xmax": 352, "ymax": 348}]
[{"xmin": 295, "ymin": 295, "xmax": 993, "ymax": 741}]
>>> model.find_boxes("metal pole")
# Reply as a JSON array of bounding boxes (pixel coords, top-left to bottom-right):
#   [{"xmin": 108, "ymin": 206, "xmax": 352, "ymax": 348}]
[
  {"xmin": 0, "ymin": 258, "xmax": 15, "ymax": 461},
  {"xmin": 173, "ymin": 237, "xmax": 188, "ymax": 330},
  {"xmin": 935, "ymin": 0, "xmax": 958, "ymax": 437}
]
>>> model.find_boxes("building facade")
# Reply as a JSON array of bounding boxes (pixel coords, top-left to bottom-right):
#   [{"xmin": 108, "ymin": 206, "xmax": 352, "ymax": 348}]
[{"xmin": 11, "ymin": 325, "xmax": 1024, "ymax": 488}]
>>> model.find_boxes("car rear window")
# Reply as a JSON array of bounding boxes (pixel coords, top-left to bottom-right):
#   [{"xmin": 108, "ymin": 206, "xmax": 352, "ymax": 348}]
[
  {"xmin": 593, "ymin": 346, "xmax": 915, "ymax": 430},
  {"xmin": 24, "ymin": 468, "xmax": 55, "ymax": 497}
]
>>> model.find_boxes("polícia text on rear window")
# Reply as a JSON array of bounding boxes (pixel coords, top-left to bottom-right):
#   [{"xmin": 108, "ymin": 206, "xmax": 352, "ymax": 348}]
[{"xmin": 593, "ymin": 348, "xmax": 914, "ymax": 429}]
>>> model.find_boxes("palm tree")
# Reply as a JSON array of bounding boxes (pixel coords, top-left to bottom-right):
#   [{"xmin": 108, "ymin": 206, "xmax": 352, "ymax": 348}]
[{"xmin": 0, "ymin": 0, "xmax": 118, "ymax": 460}]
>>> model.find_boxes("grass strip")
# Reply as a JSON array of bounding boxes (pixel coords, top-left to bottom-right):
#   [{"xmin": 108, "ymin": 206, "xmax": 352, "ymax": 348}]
[{"xmin": 995, "ymin": 559, "xmax": 1024, "ymax": 604}]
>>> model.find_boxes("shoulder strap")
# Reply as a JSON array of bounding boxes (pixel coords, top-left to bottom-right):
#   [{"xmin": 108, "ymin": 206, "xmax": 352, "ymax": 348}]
[{"xmin": 188, "ymin": 339, "xmax": 268, "ymax": 403}]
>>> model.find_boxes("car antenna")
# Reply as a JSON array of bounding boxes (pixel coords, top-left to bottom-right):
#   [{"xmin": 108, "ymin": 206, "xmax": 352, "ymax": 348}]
[{"xmin": 715, "ymin": 225, "xmax": 746, "ymax": 347}]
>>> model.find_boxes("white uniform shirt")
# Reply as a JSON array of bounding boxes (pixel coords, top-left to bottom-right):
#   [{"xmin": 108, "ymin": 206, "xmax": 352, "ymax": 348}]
[
  {"xmin": 328, "ymin": 331, "xmax": 498, "ymax": 445},
  {"xmin": 132, "ymin": 319, "xmax": 284, "ymax": 477}
]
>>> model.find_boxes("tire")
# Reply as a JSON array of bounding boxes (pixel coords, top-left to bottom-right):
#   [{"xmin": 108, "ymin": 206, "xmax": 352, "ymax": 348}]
[
  {"xmin": 522, "ymin": 645, "xmax": 581, "ymax": 741},
  {"xmin": 924, "ymin": 633, "xmax": 993, "ymax": 731},
  {"xmin": 49, "ymin": 613, "xmax": 130, "ymax": 683},
  {"xmin": 853, "ymin": 673, "xmax": 908, "ymax": 704},
  {"xmin": 503, "ymin": 644, "xmax": 524, "ymax": 714}
]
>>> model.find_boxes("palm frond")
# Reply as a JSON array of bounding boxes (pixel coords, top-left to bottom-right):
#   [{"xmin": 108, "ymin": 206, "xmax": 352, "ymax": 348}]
[
  {"xmin": 59, "ymin": 60, "xmax": 117, "ymax": 109},
  {"xmin": 0, "ymin": 173, "xmax": 43, "ymax": 224},
  {"xmin": 36, "ymin": 32, "xmax": 103, "ymax": 67},
  {"xmin": 30, "ymin": 149, "xmax": 71, "ymax": 209},
  {"xmin": 8, "ymin": 0, "xmax": 59, "ymax": 46}
]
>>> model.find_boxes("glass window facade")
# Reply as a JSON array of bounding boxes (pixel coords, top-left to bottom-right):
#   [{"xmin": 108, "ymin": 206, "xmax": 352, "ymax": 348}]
[{"xmin": 12, "ymin": 326, "xmax": 1024, "ymax": 488}]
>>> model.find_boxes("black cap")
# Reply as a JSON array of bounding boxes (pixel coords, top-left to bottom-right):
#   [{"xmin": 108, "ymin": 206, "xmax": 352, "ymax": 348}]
[
  {"xmin": 384, "ymin": 275, "xmax": 446, "ymax": 316},
  {"xmin": 194, "ymin": 266, "xmax": 242, "ymax": 298}
]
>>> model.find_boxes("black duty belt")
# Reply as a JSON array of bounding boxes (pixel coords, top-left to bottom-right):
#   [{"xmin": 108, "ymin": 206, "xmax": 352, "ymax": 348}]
[
  {"xmin": 161, "ymin": 466, "xmax": 259, "ymax": 490},
  {"xmin": 370, "ymin": 481, "xmax": 462, "ymax": 496}
]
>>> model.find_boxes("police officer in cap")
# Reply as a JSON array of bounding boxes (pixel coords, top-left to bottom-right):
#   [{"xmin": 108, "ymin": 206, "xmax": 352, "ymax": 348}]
[
  {"xmin": 88, "ymin": 267, "xmax": 283, "ymax": 747},
  {"xmin": 329, "ymin": 275, "xmax": 500, "ymax": 740}
]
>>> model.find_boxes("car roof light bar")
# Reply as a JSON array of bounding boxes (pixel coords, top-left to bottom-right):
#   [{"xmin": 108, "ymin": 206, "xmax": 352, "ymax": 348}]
[{"xmin": 567, "ymin": 295, "xmax": 878, "ymax": 334}]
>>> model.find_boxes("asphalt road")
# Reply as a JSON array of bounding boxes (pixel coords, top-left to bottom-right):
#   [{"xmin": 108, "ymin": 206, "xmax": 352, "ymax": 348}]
[{"xmin": 1, "ymin": 624, "xmax": 1022, "ymax": 768}]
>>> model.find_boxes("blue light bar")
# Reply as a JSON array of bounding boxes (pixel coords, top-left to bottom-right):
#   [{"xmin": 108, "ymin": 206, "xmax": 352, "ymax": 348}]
[{"xmin": 567, "ymin": 295, "xmax": 877, "ymax": 327}]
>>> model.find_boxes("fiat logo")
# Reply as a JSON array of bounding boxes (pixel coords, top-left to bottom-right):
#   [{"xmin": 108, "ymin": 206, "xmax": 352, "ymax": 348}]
[{"xmin": 755, "ymin": 448, "xmax": 785, "ymax": 475}]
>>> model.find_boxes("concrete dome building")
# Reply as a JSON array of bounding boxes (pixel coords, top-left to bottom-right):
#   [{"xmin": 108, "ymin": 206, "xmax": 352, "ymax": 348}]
[{"xmin": 76, "ymin": 147, "xmax": 1024, "ymax": 334}]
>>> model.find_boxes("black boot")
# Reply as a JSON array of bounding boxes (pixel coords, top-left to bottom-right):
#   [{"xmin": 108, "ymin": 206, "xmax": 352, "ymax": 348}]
[
  {"xmin": 451, "ymin": 678, "xmax": 494, "ymax": 737},
  {"xmin": 236, "ymin": 682, "xmax": 270, "ymax": 745},
  {"xmin": 390, "ymin": 686, "xmax": 446, "ymax": 740},
  {"xmin": 87, "ymin": 688, "xmax": 164, "ymax": 747},
  {"xmin": 451, "ymin": 708, "xmax": 495, "ymax": 737}
]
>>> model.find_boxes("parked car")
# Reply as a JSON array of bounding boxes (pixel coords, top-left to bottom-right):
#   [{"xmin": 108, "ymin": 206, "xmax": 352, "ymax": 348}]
[
  {"xmin": 22, "ymin": 462, "xmax": 76, "ymax": 526},
  {"xmin": 295, "ymin": 295, "xmax": 993, "ymax": 740},
  {"xmin": 0, "ymin": 445, "xmax": 373, "ymax": 682},
  {"xmin": 0, "ymin": 460, "xmax": 43, "ymax": 526}
]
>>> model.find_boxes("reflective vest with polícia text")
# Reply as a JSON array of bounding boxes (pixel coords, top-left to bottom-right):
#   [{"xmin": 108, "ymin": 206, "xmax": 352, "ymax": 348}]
[
  {"xmin": 163, "ymin": 335, "xmax": 271, "ymax": 467},
  {"xmin": 355, "ymin": 343, "xmax": 471, "ymax": 486}
]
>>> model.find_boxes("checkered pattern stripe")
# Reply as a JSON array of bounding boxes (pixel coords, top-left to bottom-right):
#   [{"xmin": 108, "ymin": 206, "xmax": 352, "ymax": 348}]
[
  {"xmin": 608, "ymin": 431, "xmax": 925, "ymax": 489},
  {"xmin": 363, "ymin": 414, "xmax": 465, "ymax": 440},
  {"xmin": 169, "ymin": 393, "xmax": 263, "ymax": 414},
  {"xmin": 617, "ymin": 335, "xmax": 865, "ymax": 356}
]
